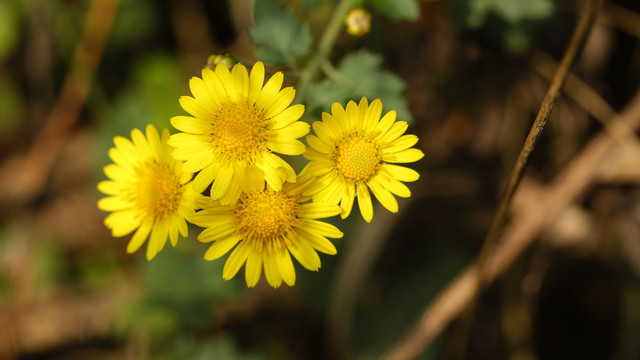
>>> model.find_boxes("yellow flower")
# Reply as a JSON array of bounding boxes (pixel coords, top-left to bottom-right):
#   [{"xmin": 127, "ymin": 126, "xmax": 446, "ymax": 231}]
[
  {"xmin": 168, "ymin": 61, "xmax": 309, "ymax": 205},
  {"xmin": 97, "ymin": 125, "xmax": 199, "ymax": 260},
  {"xmin": 302, "ymin": 98, "xmax": 424, "ymax": 222},
  {"xmin": 191, "ymin": 179, "xmax": 343, "ymax": 288}
]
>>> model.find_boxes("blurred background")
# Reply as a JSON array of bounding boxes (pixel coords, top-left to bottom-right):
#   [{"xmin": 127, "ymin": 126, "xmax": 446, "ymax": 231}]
[{"xmin": 1, "ymin": 0, "xmax": 640, "ymax": 359}]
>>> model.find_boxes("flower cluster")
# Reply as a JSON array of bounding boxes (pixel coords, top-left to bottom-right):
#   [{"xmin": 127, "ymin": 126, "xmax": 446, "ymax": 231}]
[{"xmin": 98, "ymin": 61, "xmax": 424, "ymax": 288}]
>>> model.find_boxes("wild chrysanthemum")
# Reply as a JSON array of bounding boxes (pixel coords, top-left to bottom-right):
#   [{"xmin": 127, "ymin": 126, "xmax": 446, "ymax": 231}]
[
  {"xmin": 191, "ymin": 179, "xmax": 343, "ymax": 288},
  {"xmin": 302, "ymin": 98, "xmax": 424, "ymax": 222},
  {"xmin": 97, "ymin": 125, "xmax": 199, "ymax": 260},
  {"xmin": 168, "ymin": 61, "xmax": 309, "ymax": 205}
]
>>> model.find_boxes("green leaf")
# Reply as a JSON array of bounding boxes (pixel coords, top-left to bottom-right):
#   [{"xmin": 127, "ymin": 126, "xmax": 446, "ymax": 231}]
[
  {"xmin": 304, "ymin": 50, "xmax": 412, "ymax": 122},
  {"xmin": 457, "ymin": 0, "xmax": 554, "ymax": 28},
  {"xmin": 249, "ymin": 1, "xmax": 312, "ymax": 66},
  {"xmin": 371, "ymin": 0, "xmax": 421, "ymax": 21}
]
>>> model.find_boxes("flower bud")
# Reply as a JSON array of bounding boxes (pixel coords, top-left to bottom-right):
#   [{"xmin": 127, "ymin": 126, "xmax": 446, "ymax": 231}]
[{"xmin": 345, "ymin": 8, "xmax": 371, "ymax": 37}]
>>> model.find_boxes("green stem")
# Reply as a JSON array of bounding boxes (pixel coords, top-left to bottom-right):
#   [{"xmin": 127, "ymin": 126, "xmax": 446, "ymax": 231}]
[{"xmin": 296, "ymin": 0, "xmax": 355, "ymax": 102}]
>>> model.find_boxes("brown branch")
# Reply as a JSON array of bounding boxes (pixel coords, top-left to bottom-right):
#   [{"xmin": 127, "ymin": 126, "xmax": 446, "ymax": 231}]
[
  {"xmin": 382, "ymin": 86, "xmax": 640, "ymax": 360},
  {"xmin": 382, "ymin": 0, "xmax": 605, "ymax": 358},
  {"xmin": 15, "ymin": 0, "xmax": 118, "ymax": 203}
]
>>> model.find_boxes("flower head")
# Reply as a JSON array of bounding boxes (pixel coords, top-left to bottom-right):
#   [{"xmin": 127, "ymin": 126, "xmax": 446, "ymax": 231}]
[
  {"xmin": 98, "ymin": 125, "xmax": 199, "ymax": 260},
  {"xmin": 168, "ymin": 61, "xmax": 309, "ymax": 205},
  {"xmin": 191, "ymin": 179, "xmax": 343, "ymax": 288},
  {"xmin": 302, "ymin": 98, "xmax": 424, "ymax": 222}
]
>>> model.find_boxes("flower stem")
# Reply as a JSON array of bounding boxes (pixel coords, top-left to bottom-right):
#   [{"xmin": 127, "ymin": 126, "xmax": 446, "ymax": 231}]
[{"xmin": 296, "ymin": 0, "xmax": 354, "ymax": 103}]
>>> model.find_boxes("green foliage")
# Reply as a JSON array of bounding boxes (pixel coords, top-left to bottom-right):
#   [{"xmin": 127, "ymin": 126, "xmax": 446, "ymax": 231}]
[
  {"xmin": 0, "ymin": 0, "xmax": 20, "ymax": 61},
  {"xmin": 450, "ymin": 0, "xmax": 554, "ymax": 53},
  {"xmin": 108, "ymin": 0, "xmax": 156, "ymax": 48},
  {"xmin": 371, "ymin": 0, "xmax": 421, "ymax": 21},
  {"xmin": 463, "ymin": 0, "xmax": 554, "ymax": 28},
  {"xmin": 93, "ymin": 55, "xmax": 184, "ymax": 167},
  {"xmin": 305, "ymin": 50, "xmax": 412, "ymax": 122},
  {"xmin": 249, "ymin": 0, "xmax": 312, "ymax": 67},
  {"xmin": 141, "ymin": 245, "xmax": 243, "ymax": 330},
  {"xmin": 155, "ymin": 336, "xmax": 266, "ymax": 360},
  {"xmin": 0, "ymin": 78, "xmax": 24, "ymax": 134}
]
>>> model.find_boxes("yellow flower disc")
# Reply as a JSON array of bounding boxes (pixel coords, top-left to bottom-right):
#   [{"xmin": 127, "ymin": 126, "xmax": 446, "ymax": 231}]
[
  {"xmin": 333, "ymin": 134, "xmax": 380, "ymax": 182},
  {"xmin": 235, "ymin": 190, "xmax": 300, "ymax": 253},
  {"xmin": 135, "ymin": 162, "xmax": 183, "ymax": 219},
  {"xmin": 211, "ymin": 98, "xmax": 268, "ymax": 162}
]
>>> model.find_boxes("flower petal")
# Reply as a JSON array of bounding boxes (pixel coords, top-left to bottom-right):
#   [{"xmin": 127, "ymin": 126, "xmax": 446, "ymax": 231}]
[
  {"xmin": 245, "ymin": 251, "xmax": 263, "ymax": 287},
  {"xmin": 223, "ymin": 242, "xmax": 250, "ymax": 280},
  {"xmin": 356, "ymin": 182, "xmax": 373, "ymax": 222}
]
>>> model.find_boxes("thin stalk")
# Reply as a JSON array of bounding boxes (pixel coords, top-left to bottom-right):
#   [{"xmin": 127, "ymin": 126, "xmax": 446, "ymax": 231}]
[{"xmin": 296, "ymin": 0, "xmax": 354, "ymax": 102}]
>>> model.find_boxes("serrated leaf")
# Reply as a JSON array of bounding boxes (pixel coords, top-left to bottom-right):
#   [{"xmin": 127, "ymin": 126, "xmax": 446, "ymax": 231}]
[
  {"xmin": 372, "ymin": 0, "xmax": 421, "ymax": 21},
  {"xmin": 249, "ymin": 1, "xmax": 312, "ymax": 66},
  {"xmin": 304, "ymin": 51, "xmax": 412, "ymax": 122}
]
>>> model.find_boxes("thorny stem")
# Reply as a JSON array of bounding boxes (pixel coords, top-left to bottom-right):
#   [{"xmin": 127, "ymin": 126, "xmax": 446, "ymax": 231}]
[
  {"xmin": 382, "ymin": 0, "xmax": 604, "ymax": 359},
  {"xmin": 295, "ymin": 0, "xmax": 355, "ymax": 102}
]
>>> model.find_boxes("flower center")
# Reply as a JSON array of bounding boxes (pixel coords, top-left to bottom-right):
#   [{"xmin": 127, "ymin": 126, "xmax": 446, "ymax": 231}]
[
  {"xmin": 210, "ymin": 98, "xmax": 268, "ymax": 163},
  {"xmin": 332, "ymin": 134, "xmax": 381, "ymax": 182},
  {"xmin": 234, "ymin": 190, "xmax": 301, "ymax": 253},
  {"xmin": 135, "ymin": 161, "xmax": 183, "ymax": 220}
]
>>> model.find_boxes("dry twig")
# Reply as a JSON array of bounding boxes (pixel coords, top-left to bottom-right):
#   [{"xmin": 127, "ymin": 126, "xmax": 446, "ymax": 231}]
[{"xmin": 383, "ymin": 0, "xmax": 607, "ymax": 358}]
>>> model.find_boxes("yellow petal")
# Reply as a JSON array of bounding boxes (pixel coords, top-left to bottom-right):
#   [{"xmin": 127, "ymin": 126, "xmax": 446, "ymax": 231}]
[
  {"xmin": 198, "ymin": 223, "xmax": 235, "ymax": 243},
  {"xmin": 264, "ymin": 87, "xmax": 295, "ymax": 119},
  {"xmin": 381, "ymin": 164, "xmax": 420, "ymax": 182},
  {"xmin": 192, "ymin": 164, "xmax": 219, "ymax": 193},
  {"xmin": 306, "ymin": 135, "xmax": 331, "ymax": 154},
  {"xmin": 230, "ymin": 62, "xmax": 250, "ymax": 99},
  {"xmin": 340, "ymin": 184, "xmax": 356, "ymax": 219},
  {"xmin": 147, "ymin": 219, "xmax": 169, "ymax": 260},
  {"xmin": 266, "ymin": 104, "xmax": 304, "ymax": 129},
  {"xmin": 179, "ymin": 96, "xmax": 211, "ymax": 120},
  {"xmin": 382, "ymin": 148, "xmax": 425, "ymax": 163},
  {"xmin": 97, "ymin": 196, "xmax": 132, "ymax": 211},
  {"xmin": 374, "ymin": 110, "xmax": 397, "ymax": 138},
  {"xmin": 248, "ymin": 61, "xmax": 265, "ymax": 104},
  {"xmin": 272, "ymin": 121, "xmax": 309, "ymax": 140},
  {"xmin": 202, "ymin": 67, "xmax": 227, "ymax": 102},
  {"xmin": 105, "ymin": 210, "xmax": 140, "ymax": 236},
  {"xmin": 263, "ymin": 253, "xmax": 283, "ymax": 288},
  {"xmin": 301, "ymin": 219, "xmax": 343, "ymax": 239},
  {"xmin": 204, "ymin": 235, "xmax": 241, "ymax": 260},
  {"xmin": 256, "ymin": 72, "xmax": 284, "ymax": 111},
  {"xmin": 97, "ymin": 180, "xmax": 121, "ymax": 195},
  {"xmin": 235, "ymin": 163, "xmax": 265, "ymax": 193},
  {"xmin": 222, "ymin": 243, "xmax": 250, "ymax": 280},
  {"xmin": 127, "ymin": 220, "xmax": 152, "ymax": 254},
  {"xmin": 245, "ymin": 251, "xmax": 263, "ymax": 287},
  {"xmin": 368, "ymin": 178, "xmax": 398, "ymax": 213},
  {"xmin": 300, "ymin": 202, "xmax": 341, "ymax": 219},
  {"xmin": 189, "ymin": 76, "xmax": 217, "ymax": 108},
  {"xmin": 312, "ymin": 121, "xmax": 337, "ymax": 143},
  {"xmin": 363, "ymin": 99, "xmax": 383, "ymax": 134},
  {"xmin": 356, "ymin": 182, "xmax": 373, "ymax": 222},
  {"xmin": 376, "ymin": 121, "xmax": 408, "ymax": 143},
  {"xmin": 297, "ymin": 229, "xmax": 337, "ymax": 255},
  {"xmin": 171, "ymin": 115, "xmax": 212, "ymax": 134},
  {"xmin": 287, "ymin": 239, "xmax": 321, "ymax": 271},
  {"xmin": 277, "ymin": 250, "xmax": 296, "ymax": 286},
  {"xmin": 209, "ymin": 165, "xmax": 233, "ymax": 200}
]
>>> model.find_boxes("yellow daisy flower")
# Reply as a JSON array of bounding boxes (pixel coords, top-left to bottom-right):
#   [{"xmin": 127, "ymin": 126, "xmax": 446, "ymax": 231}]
[
  {"xmin": 97, "ymin": 125, "xmax": 199, "ymax": 260},
  {"xmin": 302, "ymin": 97, "xmax": 424, "ymax": 222},
  {"xmin": 191, "ymin": 179, "xmax": 343, "ymax": 288},
  {"xmin": 168, "ymin": 61, "xmax": 309, "ymax": 205}
]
